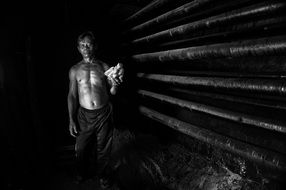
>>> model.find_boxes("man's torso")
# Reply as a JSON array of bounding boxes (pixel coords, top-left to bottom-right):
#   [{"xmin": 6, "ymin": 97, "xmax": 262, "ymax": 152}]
[{"xmin": 74, "ymin": 60, "xmax": 109, "ymax": 110}]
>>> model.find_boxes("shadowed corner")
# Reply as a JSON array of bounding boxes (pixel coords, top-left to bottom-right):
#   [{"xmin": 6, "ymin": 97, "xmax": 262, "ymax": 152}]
[{"xmin": 109, "ymin": 129, "xmax": 168, "ymax": 190}]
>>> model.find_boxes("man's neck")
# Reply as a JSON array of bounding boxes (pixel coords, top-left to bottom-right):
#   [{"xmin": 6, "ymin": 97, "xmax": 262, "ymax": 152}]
[{"xmin": 83, "ymin": 56, "xmax": 97, "ymax": 64}]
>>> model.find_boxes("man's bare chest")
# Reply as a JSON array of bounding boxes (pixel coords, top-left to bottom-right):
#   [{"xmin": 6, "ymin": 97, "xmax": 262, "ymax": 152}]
[{"xmin": 76, "ymin": 64, "xmax": 106, "ymax": 86}]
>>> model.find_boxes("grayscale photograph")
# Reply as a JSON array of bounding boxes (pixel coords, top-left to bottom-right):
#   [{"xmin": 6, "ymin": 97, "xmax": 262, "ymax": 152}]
[{"xmin": 1, "ymin": 0, "xmax": 286, "ymax": 189}]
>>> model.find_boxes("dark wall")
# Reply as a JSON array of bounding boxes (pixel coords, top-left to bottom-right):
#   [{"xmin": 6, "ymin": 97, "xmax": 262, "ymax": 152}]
[
  {"xmin": 119, "ymin": 0, "xmax": 286, "ymax": 187},
  {"xmin": 1, "ymin": 1, "xmax": 127, "ymax": 188},
  {"xmin": 21, "ymin": 0, "xmax": 125, "ymax": 148}
]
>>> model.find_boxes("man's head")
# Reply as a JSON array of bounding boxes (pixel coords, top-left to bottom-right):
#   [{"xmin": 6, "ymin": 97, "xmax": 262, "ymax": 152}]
[{"xmin": 77, "ymin": 31, "xmax": 98, "ymax": 58}]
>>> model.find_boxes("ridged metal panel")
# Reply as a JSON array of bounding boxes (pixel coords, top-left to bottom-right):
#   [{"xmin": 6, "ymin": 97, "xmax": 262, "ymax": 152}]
[{"xmin": 121, "ymin": 0, "xmax": 286, "ymax": 182}]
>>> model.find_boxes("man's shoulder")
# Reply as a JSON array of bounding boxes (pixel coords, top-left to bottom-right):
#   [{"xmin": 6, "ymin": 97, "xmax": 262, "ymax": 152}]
[
  {"xmin": 69, "ymin": 62, "xmax": 84, "ymax": 78},
  {"xmin": 70, "ymin": 61, "xmax": 83, "ymax": 72}
]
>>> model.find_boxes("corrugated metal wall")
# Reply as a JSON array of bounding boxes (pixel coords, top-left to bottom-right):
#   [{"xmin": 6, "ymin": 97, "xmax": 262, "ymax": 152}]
[{"xmin": 120, "ymin": 0, "xmax": 286, "ymax": 183}]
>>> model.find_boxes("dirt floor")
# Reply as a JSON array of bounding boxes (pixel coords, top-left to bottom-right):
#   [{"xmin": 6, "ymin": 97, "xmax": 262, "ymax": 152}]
[
  {"xmin": 45, "ymin": 129, "xmax": 263, "ymax": 190},
  {"xmin": 8, "ymin": 129, "xmax": 273, "ymax": 190}
]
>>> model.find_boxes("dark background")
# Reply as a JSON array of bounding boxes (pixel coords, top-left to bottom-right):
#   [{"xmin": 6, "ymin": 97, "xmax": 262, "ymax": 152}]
[{"xmin": 0, "ymin": 0, "xmax": 151, "ymax": 188}]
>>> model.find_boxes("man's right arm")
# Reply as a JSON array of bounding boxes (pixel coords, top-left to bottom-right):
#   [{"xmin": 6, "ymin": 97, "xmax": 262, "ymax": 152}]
[{"xmin": 67, "ymin": 67, "xmax": 78, "ymax": 137}]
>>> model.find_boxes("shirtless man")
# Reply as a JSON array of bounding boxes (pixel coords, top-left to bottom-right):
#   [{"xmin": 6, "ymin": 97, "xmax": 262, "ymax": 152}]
[{"xmin": 67, "ymin": 31, "xmax": 123, "ymax": 187}]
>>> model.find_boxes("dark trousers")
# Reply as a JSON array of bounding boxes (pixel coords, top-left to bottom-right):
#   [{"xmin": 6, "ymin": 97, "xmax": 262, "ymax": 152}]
[{"xmin": 75, "ymin": 103, "xmax": 113, "ymax": 179}]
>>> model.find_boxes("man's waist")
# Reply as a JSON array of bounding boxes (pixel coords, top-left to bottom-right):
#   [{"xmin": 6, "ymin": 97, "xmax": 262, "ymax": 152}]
[
  {"xmin": 79, "ymin": 95, "xmax": 109, "ymax": 109},
  {"xmin": 79, "ymin": 101, "xmax": 110, "ymax": 113}
]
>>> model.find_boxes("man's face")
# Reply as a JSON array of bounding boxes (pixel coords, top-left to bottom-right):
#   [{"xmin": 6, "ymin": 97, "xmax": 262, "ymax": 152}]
[{"xmin": 78, "ymin": 36, "xmax": 98, "ymax": 58}]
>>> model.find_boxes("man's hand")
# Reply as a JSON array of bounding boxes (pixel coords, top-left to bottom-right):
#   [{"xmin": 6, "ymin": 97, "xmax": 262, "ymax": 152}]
[
  {"xmin": 69, "ymin": 121, "xmax": 78, "ymax": 137},
  {"xmin": 116, "ymin": 63, "xmax": 124, "ymax": 83},
  {"xmin": 104, "ymin": 63, "xmax": 124, "ymax": 85}
]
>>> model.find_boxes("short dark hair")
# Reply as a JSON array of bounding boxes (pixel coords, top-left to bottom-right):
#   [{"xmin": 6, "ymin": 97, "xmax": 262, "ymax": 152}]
[{"xmin": 77, "ymin": 31, "xmax": 96, "ymax": 45}]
